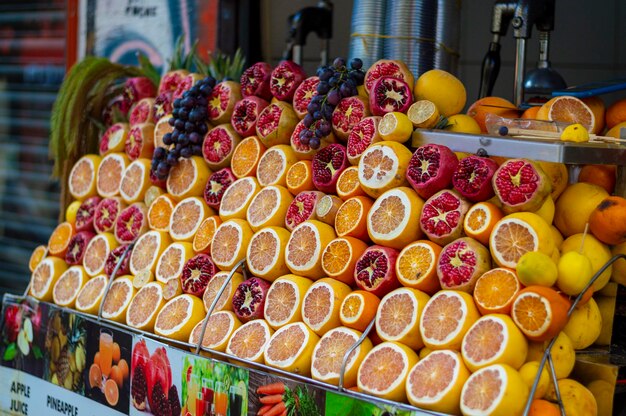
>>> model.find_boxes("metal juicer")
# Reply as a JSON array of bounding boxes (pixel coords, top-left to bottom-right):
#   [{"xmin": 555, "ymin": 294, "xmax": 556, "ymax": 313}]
[
  {"xmin": 479, "ymin": 0, "xmax": 566, "ymax": 106},
  {"xmin": 283, "ymin": 0, "xmax": 334, "ymax": 66}
]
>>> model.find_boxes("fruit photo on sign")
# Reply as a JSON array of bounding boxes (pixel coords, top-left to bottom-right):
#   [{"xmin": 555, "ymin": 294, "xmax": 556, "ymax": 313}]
[{"xmin": 248, "ymin": 372, "xmax": 324, "ymax": 416}]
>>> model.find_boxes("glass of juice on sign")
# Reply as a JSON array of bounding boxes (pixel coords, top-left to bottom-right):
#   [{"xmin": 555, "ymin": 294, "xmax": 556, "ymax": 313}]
[
  {"xmin": 228, "ymin": 384, "xmax": 243, "ymax": 416},
  {"xmin": 99, "ymin": 329, "xmax": 113, "ymax": 378},
  {"xmin": 214, "ymin": 381, "xmax": 227, "ymax": 416},
  {"xmin": 188, "ymin": 374, "xmax": 200, "ymax": 415},
  {"xmin": 196, "ymin": 393, "xmax": 205, "ymax": 416},
  {"xmin": 202, "ymin": 378, "xmax": 214, "ymax": 415}
]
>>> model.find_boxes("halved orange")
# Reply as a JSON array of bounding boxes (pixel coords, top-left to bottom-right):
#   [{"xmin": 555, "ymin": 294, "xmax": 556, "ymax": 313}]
[
  {"xmin": 202, "ymin": 271, "xmax": 244, "ymax": 313},
  {"xmin": 473, "ymin": 268, "xmax": 521, "ymax": 315},
  {"xmin": 357, "ymin": 341, "xmax": 419, "ymax": 403},
  {"xmin": 154, "ymin": 294, "xmax": 205, "ymax": 341},
  {"xmin": 226, "ymin": 319, "xmax": 274, "ymax": 364},
  {"xmin": 166, "ymin": 156, "xmax": 211, "ymax": 201},
  {"xmin": 339, "ymin": 290, "xmax": 380, "ymax": 332},
  {"xmin": 101, "ymin": 276, "xmax": 135, "ymax": 323},
  {"xmin": 97, "ymin": 153, "xmax": 130, "ymax": 198},
  {"xmin": 246, "ymin": 226, "xmax": 290, "ymax": 281},
  {"xmin": 147, "ymin": 194, "xmax": 175, "ymax": 232},
  {"xmin": 263, "ymin": 274, "xmax": 313, "ymax": 329},
  {"xmin": 52, "ymin": 265, "xmax": 86, "ymax": 308},
  {"xmin": 48, "ymin": 222, "xmax": 75, "ymax": 257},
  {"xmin": 321, "ymin": 236, "xmax": 368, "ymax": 285},
  {"xmin": 83, "ymin": 232, "xmax": 118, "ymax": 277},
  {"xmin": 357, "ymin": 141, "xmax": 412, "ymax": 198},
  {"xmin": 210, "ymin": 219, "xmax": 254, "ymax": 270},
  {"xmin": 311, "ymin": 326, "xmax": 373, "ymax": 387},
  {"xmin": 510, "ymin": 285, "xmax": 570, "ymax": 342},
  {"xmin": 28, "ymin": 245, "xmax": 47, "ymax": 273},
  {"xmin": 537, "ymin": 95, "xmax": 596, "ymax": 133},
  {"xmin": 285, "ymin": 160, "xmax": 315, "ymax": 195},
  {"xmin": 168, "ymin": 196, "xmax": 213, "ymax": 241},
  {"xmin": 263, "ymin": 322, "xmax": 320, "ymax": 376},
  {"xmin": 246, "ymin": 185, "xmax": 293, "ymax": 231},
  {"xmin": 188, "ymin": 311, "xmax": 242, "ymax": 353},
  {"xmin": 155, "ymin": 242, "xmax": 194, "ymax": 283},
  {"xmin": 219, "ymin": 177, "xmax": 261, "ymax": 221},
  {"xmin": 125, "ymin": 281, "xmax": 164, "ymax": 332},
  {"xmin": 463, "ymin": 201, "xmax": 503, "ymax": 246},
  {"xmin": 395, "ymin": 240, "xmax": 442, "ymax": 294},
  {"xmin": 75, "ymin": 274, "xmax": 108, "ymax": 314},
  {"xmin": 129, "ymin": 230, "xmax": 171, "ymax": 275},
  {"xmin": 419, "ymin": 290, "xmax": 480, "ymax": 351},
  {"xmin": 336, "ymin": 166, "xmax": 366, "ymax": 200},
  {"xmin": 376, "ymin": 287, "xmax": 431, "ymax": 350},
  {"xmin": 230, "ymin": 135, "xmax": 266, "ymax": 179},
  {"xmin": 285, "ymin": 220, "xmax": 337, "ymax": 279},
  {"xmin": 30, "ymin": 256, "xmax": 67, "ymax": 302},
  {"xmin": 256, "ymin": 144, "xmax": 298, "ymax": 187},
  {"xmin": 301, "ymin": 278, "xmax": 352, "ymax": 336},
  {"xmin": 192, "ymin": 215, "xmax": 222, "ymax": 253},
  {"xmin": 334, "ymin": 196, "xmax": 373, "ymax": 241},
  {"xmin": 119, "ymin": 158, "xmax": 151, "ymax": 203},
  {"xmin": 68, "ymin": 154, "xmax": 101, "ymax": 200}
]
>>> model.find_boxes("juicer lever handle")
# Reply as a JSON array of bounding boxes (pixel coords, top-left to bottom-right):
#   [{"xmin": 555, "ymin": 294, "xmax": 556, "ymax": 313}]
[{"xmin": 479, "ymin": 42, "xmax": 501, "ymax": 99}]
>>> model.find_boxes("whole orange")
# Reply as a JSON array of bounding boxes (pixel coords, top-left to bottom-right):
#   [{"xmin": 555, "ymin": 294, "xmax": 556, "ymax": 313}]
[
  {"xmin": 578, "ymin": 164, "xmax": 616, "ymax": 194},
  {"xmin": 466, "ymin": 96, "xmax": 519, "ymax": 133},
  {"xmin": 589, "ymin": 196, "xmax": 626, "ymax": 245},
  {"xmin": 606, "ymin": 98, "xmax": 626, "ymax": 129}
]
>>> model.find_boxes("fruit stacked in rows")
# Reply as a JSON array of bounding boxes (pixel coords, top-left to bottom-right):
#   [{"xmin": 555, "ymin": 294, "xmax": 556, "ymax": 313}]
[{"xmin": 28, "ymin": 56, "xmax": 626, "ymax": 416}]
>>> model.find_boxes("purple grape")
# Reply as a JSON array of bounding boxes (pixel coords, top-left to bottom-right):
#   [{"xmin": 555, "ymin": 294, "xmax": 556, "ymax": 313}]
[
  {"xmin": 162, "ymin": 133, "xmax": 173, "ymax": 146},
  {"xmin": 327, "ymin": 90, "xmax": 341, "ymax": 106},
  {"xmin": 309, "ymin": 136, "xmax": 321, "ymax": 149},
  {"xmin": 180, "ymin": 147, "xmax": 193, "ymax": 158},
  {"xmin": 350, "ymin": 58, "xmax": 363, "ymax": 70}
]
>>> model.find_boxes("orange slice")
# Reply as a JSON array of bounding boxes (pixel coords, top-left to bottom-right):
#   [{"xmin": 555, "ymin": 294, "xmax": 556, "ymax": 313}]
[
  {"xmin": 395, "ymin": 240, "xmax": 442, "ymax": 294},
  {"xmin": 301, "ymin": 278, "xmax": 352, "ymax": 336},
  {"xmin": 226, "ymin": 319, "xmax": 274, "ymax": 364},
  {"xmin": 334, "ymin": 196, "xmax": 373, "ymax": 241},
  {"xmin": 192, "ymin": 215, "xmax": 222, "ymax": 253},
  {"xmin": 286, "ymin": 160, "xmax": 315, "ymax": 195},
  {"xmin": 28, "ymin": 245, "xmax": 47, "ymax": 273},
  {"xmin": 97, "ymin": 153, "xmax": 130, "ymax": 198},
  {"xmin": 321, "ymin": 237, "xmax": 368, "ymax": 285},
  {"xmin": 155, "ymin": 242, "xmax": 194, "ymax": 283},
  {"xmin": 75, "ymin": 274, "xmax": 107, "ymax": 315},
  {"xmin": 83, "ymin": 232, "xmax": 118, "ymax": 277},
  {"xmin": 406, "ymin": 350, "xmax": 470, "ymax": 414},
  {"xmin": 154, "ymin": 294, "xmax": 205, "ymax": 341},
  {"xmin": 52, "ymin": 265, "xmax": 86, "ymax": 308},
  {"xmin": 256, "ymin": 144, "xmax": 298, "ymax": 187},
  {"xmin": 68, "ymin": 154, "xmax": 101, "ymax": 200},
  {"xmin": 147, "ymin": 194, "xmax": 175, "ymax": 232},
  {"xmin": 285, "ymin": 220, "xmax": 337, "ymax": 279},
  {"xmin": 357, "ymin": 141, "xmax": 412, "ymax": 198},
  {"xmin": 129, "ymin": 230, "xmax": 171, "ymax": 275},
  {"xmin": 339, "ymin": 290, "xmax": 380, "ymax": 332},
  {"xmin": 366, "ymin": 186, "xmax": 424, "ymax": 249},
  {"xmin": 219, "ymin": 177, "xmax": 261, "ymax": 221},
  {"xmin": 246, "ymin": 226, "xmax": 290, "ymax": 281},
  {"xmin": 463, "ymin": 201, "xmax": 503, "ymax": 246},
  {"xmin": 263, "ymin": 274, "xmax": 313, "ymax": 329},
  {"xmin": 311, "ymin": 326, "xmax": 373, "ymax": 387},
  {"xmin": 461, "ymin": 314, "xmax": 528, "ymax": 372},
  {"xmin": 336, "ymin": 166, "xmax": 365, "ymax": 200},
  {"xmin": 419, "ymin": 290, "xmax": 480, "ymax": 351},
  {"xmin": 230, "ymin": 136, "xmax": 266, "ymax": 179},
  {"xmin": 189, "ymin": 311, "xmax": 242, "ymax": 353},
  {"xmin": 246, "ymin": 185, "xmax": 293, "ymax": 231},
  {"xmin": 202, "ymin": 271, "xmax": 244, "ymax": 312},
  {"xmin": 357, "ymin": 341, "xmax": 419, "ymax": 403},
  {"xmin": 376, "ymin": 287, "xmax": 431, "ymax": 350},
  {"xmin": 537, "ymin": 95, "xmax": 595, "ymax": 132},
  {"xmin": 168, "ymin": 196, "xmax": 212, "ymax": 241},
  {"xmin": 101, "ymin": 277, "xmax": 135, "ymax": 323},
  {"xmin": 30, "ymin": 256, "xmax": 67, "ymax": 302},
  {"xmin": 460, "ymin": 364, "xmax": 530, "ymax": 416},
  {"xmin": 119, "ymin": 158, "xmax": 151, "ymax": 203},
  {"xmin": 510, "ymin": 285, "xmax": 570, "ymax": 342},
  {"xmin": 210, "ymin": 219, "xmax": 254, "ymax": 270},
  {"xmin": 473, "ymin": 268, "xmax": 521, "ymax": 315},
  {"xmin": 48, "ymin": 222, "xmax": 75, "ymax": 257},
  {"xmin": 263, "ymin": 322, "xmax": 320, "ymax": 376},
  {"xmin": 125, "ymin": 281, "xmax": 164, "ymax": 332},
  {"xmin": 166, "ymin": 156, "xmax": 211, "ymax": 201}
]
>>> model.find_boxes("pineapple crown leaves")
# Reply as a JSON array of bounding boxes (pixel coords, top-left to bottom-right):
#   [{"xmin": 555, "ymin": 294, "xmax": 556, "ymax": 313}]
[
  {"xmin": 137, "ymin": 52, "xmax": 161, "ymax": 87},
  {"xmin": 49, "ymin": 56, "xmax": 143, "ymax": 177},
  {"xmin": 168, "ymin": 35, "xmax": 200, "ymax": 72},
  {"xmin": 205, "ymin": 48, "xmax": 246, "ymax": 81}
]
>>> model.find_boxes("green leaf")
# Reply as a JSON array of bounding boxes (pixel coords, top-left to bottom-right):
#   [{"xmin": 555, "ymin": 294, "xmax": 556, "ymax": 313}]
[
  {"xmin": 137, "ymin": 53, "xmax": 161, "ymax": 87},
  {"xmin": 32, "ymin": 345, "xmax": 43, "ymax": 359},
  {"xmin": 3, "ymin": 343, "xmax": 16, "ymax": 361}
]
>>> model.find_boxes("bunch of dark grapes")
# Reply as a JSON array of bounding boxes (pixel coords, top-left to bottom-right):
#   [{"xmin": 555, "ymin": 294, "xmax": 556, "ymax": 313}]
[
  {"xmin": 300, "ymin": 57, "xmax": 365, "ymax": 149},
  {"xmin": 151, "ymin": 76, "xmax": 217, "ymax": 180}
]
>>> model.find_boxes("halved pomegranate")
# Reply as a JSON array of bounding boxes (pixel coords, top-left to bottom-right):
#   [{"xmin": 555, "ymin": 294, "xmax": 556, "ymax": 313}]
[
  {"xmin": 285, "ymin": 190, "xmax": 325, "ymax": 231},
  {"xmin": 114, "ymin": 202, "xmax": 149, "ymax": 244},
  {"xmin": 204, "ymin": 167, "xmax": 237, "ymax": 209},
  {"xmin": 436, "ymin": 237, "xmax": 491, "ymax": 292},
  {"xmin": 354, "ymin": 245, "xmax": 400, "ymax": 297},
  {"xmin": 126, "ymin": 123, "xmax": 156, "ymax": 160},
  {"xmin": 75, "ymin": 196, "xmax": 101, "ymax": 232},
  {"xmin": 207, "ymin": 81, "xmax": 242, "ymax": 125},
  {"xmin": 240, "ymin": 62, "xmax": 273, "ymax": 101},
  {"xmin": 406, "ymin": 143, "xmax": 459, "ymax": 199},
  {"xmin": 65, "ymin": 231, "xmax": 95, "ymax": 265},
  {"xmin": 452, "ymin": 155, "xmax": 499, "ymax": 202},
  {"xmin": 153, "ymin": 93, "xmax": 173, "ymax": 121},
  {"xmin": 232, "ymin": 277, "xmax": 271, "ymax": 322},
  {"xmin": 123, "ymin": 77, "xmax": 157, "ymax": 109},
  {"xmin": 292, "ymin": 76, "xmax": 320, "ymax": 119},
  {"xmin": 331, "ymin": 95, "xmax": 370, "ymax": 140},
  {"xmin": 129, "ymin": 98, "xmax": 156, "ymax": 126},
  {"xmin": 180, "ymin": 253, "xmax": 217, "ymax": 297},
  {"xmin": 94, "ymin": 197, "xmax": 126, "ymax": 233},
  {"xmin": 369, "ymin": 77, "xmax": 413, "ymax": 116},
  {"xmin": 172, "ymin": 73, "xmax": 204, "ymax": 101},
  {"xmin": 230, "ymin": 96, "xmax": 269, "ymax": 137},
  {"xmin": 312, "ymin": 143, "xmax": 349, "ymax": 193},
  {"xmin": 158, "ymin": 70, "xmax": 189, "ymax": 96},
  {"xmin": 255, "ymin": 101, "xmax": 299, "ymax": 147},
  {"xmin": 420, "ymin": 189, "xmax": 470, "ymax": 246},
  {"xmin": 270, "ymin": 60, "xmax": 306, "ymax": 102},
  {"xmin": 99, "ymin": 123, "xmax": 130, "ymax": 156},
  {"xmin": 346, "ymin": 116, "xmax": 382, "ymax": 165},
  {"xmin": 202, "ymin": 124, "xmax": 241, "ymax": 170},
  {"xmin": 364, "ymin": 59, "xmax": 415, "ymax": 95},
  {"xmin": 105, "ymin": 244, "xmax": 132, "ymax": 278},
  {"xmin": 492, "ymin": 159, "xmax": 551, "ymax": 213}
]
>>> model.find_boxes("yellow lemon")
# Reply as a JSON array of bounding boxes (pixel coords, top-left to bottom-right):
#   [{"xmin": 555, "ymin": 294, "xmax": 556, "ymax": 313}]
[
  {"xmin": 378, "ymin": 112, "xmax": 414, "ymax": 143},
  {"xmin": 561, "ymin": 233, "xmax": 612, "ymax": 291},
  {"xmin": 519, "ymin": 360, "xmax": 550, "ymax": 399},
  {"xmin": 556, "ymin": 251, "xmax": 594, "ymax": 296},
  {"xmin": 545, "ymin": 379, "xmax": 598, "ymax": 416},
  {"xmin": 65, "ymin": 200, "xmax": 82, "ymax": 224},
  {"xmin": 563, "ymin": 298, "xmax": 602, "ymax": 350},
  {"xmin": 445, "ymin": 114, "xmax": 481, "ymax": 134},
  {"xmin": 516, "ymin": 251, "xmax": 558, "ymax": 287},
  {"xmin": 560, "ymin": 123, "xmax": 589, "ymax": 142}
]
